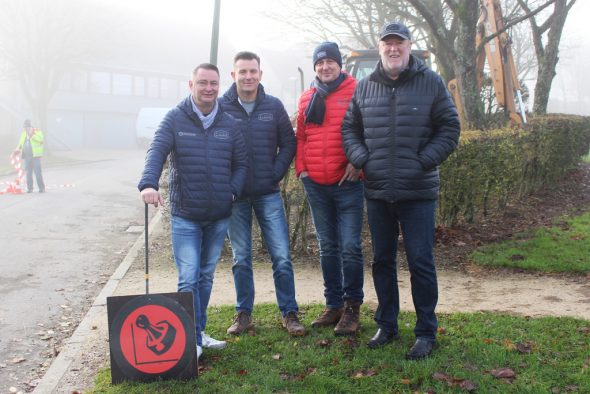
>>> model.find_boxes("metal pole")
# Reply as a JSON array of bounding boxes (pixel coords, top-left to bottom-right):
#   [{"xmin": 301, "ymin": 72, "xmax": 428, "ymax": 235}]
[
  {"xmin": 144, "ymin": 203, "xmax": 149, "ymax": 294},
  {"xmin": 210, "ymin": 0, "xmax": 221, "ymax": 65},
  {"xmin": 297, "ymin": 67, "xmax": 305, "ymax": 93}
]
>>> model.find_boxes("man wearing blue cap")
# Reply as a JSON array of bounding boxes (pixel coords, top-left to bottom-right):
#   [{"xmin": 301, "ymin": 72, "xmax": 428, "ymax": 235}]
[{"xmin": 342, "ymin": 21, "xmax": 460, "ymax": 360}]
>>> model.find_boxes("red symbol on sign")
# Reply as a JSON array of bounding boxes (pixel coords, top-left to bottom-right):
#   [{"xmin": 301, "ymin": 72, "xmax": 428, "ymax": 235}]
[{"xmin": 119, "ymin": 305, "xmax": 187, "ymax": 374}]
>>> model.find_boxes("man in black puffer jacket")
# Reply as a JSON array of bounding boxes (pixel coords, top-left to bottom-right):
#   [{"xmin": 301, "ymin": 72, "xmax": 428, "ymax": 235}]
[
  {"xmin": 139, "ymin": 63, "xmax": 248, "ymax": 360},
  {"xmin": 342, "ymin": 22, "xmax": 460, "ymax": 360}
]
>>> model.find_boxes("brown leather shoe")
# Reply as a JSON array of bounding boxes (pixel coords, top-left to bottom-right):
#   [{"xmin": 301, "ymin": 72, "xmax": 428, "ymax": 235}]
[
  {"xmin": 311, "ymin": 308, "xmax": 344, "ymax": 328},
  {"xmin": 282, "ymin": 311, "xmax": 305, "ymax": 336},
  {"xmin": 227, "ymin": 311, "xmax": 254, "ymax": 335},
  {"xmin": 334, "ymin": 300, "xmax": 361, "ymax": 336}
]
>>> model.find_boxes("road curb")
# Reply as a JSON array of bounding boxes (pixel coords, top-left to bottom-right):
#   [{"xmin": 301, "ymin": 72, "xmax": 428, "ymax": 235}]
[{"xmin": 33, "ymin": 209, "xmax": 163, "ymax": 393}]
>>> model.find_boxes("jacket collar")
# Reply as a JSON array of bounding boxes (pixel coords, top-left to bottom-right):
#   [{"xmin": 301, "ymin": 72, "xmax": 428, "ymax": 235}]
[
  {"xmin": 223, "ymin": 82, "xmax": 267, "ymax": 105},
  {"xmin": 370, "ymin": 54, "xmax": 425, "ymax": 87},
  {"xmin": 178, "ymin": 95, "xmax": 223, "ymax": 127}
]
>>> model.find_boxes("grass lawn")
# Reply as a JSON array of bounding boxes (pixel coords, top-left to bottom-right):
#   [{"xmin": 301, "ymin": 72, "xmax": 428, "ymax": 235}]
[
  {"xmin": 470, "ymin": 211, "xmax": 590, "ymax": 273},
  {"xmin": 90, "ymin": 304, "xmax": 589, "ymax": 393}
]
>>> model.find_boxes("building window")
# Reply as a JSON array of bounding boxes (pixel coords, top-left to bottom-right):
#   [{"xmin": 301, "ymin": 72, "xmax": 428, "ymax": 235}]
[
  {"xmin": 89, "ymin": 71, "xmax": 111, "ymax": 94},
  {"xmin": 161, "ymin": 78, "xmax": 179, "ymax": 100},
  {"xmin": 134, "ymin": 76, "xmax": 145, "ymax": 96},
  {"xmin": 113, "ymin": 73, "xmax": 132, "ymax": 96},
  {"xmin": 178, "ymin": 80, "xmax": 187, "ymax": 99},
  {"xmin": 147, "ymin": 77, "xmax": 160, "ymax": 98},
  {"xmin": 72, "ymin": 71, "xmax": 88, "ymax": 92}
]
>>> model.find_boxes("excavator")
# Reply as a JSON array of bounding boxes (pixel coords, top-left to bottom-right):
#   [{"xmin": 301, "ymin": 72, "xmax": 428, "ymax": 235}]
[
  {"xmin": 344, "ymin": 0, "xmax": 527, "ymax": 125},
  {"xmin": 448, "ymin": 0, "xmax": 527, "ymax": 125}
]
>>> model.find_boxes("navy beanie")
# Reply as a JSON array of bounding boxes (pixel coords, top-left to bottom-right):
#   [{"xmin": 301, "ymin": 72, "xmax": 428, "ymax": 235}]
[{"xmin": 312, "ymin": 41, "xmax": 342, "ymax": 69}]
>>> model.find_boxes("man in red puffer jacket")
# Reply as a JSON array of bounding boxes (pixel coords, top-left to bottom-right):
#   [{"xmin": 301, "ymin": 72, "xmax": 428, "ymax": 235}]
[{"xmin": 295, "ymin": 41, "xmax": 364, "ymax": 336}]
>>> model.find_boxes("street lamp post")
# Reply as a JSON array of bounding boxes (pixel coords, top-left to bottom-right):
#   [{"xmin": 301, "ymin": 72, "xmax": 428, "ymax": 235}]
[{"xmin": 210, "ymin": 0, "xmax": 221, "ymax": 65}]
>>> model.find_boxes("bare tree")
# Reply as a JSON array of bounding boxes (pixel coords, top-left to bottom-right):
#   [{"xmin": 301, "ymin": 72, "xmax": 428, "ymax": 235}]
[
  {"xmin": 277, "ymin": 0, "xmax": 574, "ymax": 128},
  {"xmin": 0, "ymin": 0, "xmax": 119, "ymax": 134},
  {"xmin": 516, "ymin": 0, "xmax": 576, "ymax": 114}
]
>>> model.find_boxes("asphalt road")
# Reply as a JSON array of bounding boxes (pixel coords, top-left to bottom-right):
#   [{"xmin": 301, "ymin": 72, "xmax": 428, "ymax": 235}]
[{"xmin": 0, "ymin": 149, "xmax": 148, "ymax": 392}]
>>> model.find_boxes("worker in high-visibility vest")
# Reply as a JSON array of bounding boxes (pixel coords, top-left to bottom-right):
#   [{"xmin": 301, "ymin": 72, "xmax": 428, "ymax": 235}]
[{"xmin": 14, "ymin": 119, "xmax": 45, "ymax": 193}]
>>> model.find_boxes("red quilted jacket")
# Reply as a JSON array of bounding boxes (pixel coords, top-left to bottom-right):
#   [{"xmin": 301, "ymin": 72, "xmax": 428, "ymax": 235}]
[{"xmin": 295, "ymin": 74, "xmax": 356, "ymax": 185}]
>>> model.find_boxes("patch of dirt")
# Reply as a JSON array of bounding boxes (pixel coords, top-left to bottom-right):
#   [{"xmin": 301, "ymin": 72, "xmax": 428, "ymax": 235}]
[{"xmin": 434, "ymin": 162, "xmax": 590, "ymax": 275}]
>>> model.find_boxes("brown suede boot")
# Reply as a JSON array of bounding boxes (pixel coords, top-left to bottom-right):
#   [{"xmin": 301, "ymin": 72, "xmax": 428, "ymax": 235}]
[
  {"xmin": 311, "ymin": 308, "xmax": 344, "ymax": 328},
  {"xmin": 334, "ymin": 300, "xmax": 361, "ymax": 335},
  {"xmin": 282, "ymin": 311, "xmax": 306, "ymax": 336}
]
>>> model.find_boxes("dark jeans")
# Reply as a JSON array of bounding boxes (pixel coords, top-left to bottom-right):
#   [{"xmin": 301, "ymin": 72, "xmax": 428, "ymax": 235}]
[
  {"xmin": 366, "ymin": 198, "xmax": 438, "ymax": 342},
  {"xmin": 23, "ymin": 156, "xmax": 45, "ymax": 192},
  {"xmin": 302, "ymin": 177, "xmax": 364, "ymax": 308}
]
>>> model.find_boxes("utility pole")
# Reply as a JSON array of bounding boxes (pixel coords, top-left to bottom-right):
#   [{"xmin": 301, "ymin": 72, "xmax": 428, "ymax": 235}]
[{"xmin": 210, "ymin": 0, "xmax": 221, "ymax": 65}]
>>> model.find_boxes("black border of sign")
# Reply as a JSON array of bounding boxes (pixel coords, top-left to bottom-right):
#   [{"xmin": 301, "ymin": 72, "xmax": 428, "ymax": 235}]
[{"xmin": 107, "ymin": 292, "xmax": 197, "ymax": 384}]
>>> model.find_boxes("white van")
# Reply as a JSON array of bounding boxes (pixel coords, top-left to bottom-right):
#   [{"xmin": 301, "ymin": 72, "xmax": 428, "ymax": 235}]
[{"xmin": 135, "ymin": 107, "xmax": 170, "ymax": 148}]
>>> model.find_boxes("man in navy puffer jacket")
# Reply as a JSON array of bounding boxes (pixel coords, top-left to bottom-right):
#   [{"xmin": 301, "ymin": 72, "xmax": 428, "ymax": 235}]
[
  {"xmin": 139, "ymin": 63, "xmax": 247, "ymax": 359},
  {"xmin": 220, "ymin": 51, "xmax": 304, "ymax": 337},
  {"xmin": 342, "ymin": 22, "xmax": 460, "ymax": 360}
]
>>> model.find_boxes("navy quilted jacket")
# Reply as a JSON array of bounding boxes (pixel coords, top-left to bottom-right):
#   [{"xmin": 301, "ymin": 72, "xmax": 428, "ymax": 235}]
[
  {"xmin": 342, "ymin": 56, "xmax": 460, "ymax": 202},
  {"xmin": 220, "ymin": 83, "xmax": 296, "ymax": 198},
  {"xmin": 138, "ymin": 96, "xmax": 248, "ymax": 221}
]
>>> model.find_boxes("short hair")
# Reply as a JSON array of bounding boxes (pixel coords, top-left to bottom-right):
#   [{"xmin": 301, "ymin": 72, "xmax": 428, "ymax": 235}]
[
  {"xmin": 192, "ymin": 63, "xmax": 220, "ymax": 78},
  {"xmin": 233, "ymin": 51, "xmax": 260, "ymax": 67}
]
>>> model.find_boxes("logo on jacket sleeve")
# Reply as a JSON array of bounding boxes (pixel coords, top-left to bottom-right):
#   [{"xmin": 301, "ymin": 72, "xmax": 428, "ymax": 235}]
[
  {"xmin": 258, "ymin": 113, "xmax": 274, "ymax": 122},
  {"xmin": 214, "ymin": 129, "xmax": 230, "ymax": 140}
]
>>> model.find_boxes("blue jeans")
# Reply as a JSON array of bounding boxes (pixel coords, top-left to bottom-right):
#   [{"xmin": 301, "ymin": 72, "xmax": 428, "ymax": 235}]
[
  {"xmin": 302, "ymin": 177, "xmax": 364, "ymax": 308},
  {"xmin": 366, "ymin": 199, "xmax": 438, "ymax": 342},
  {"xmin": 171, "ymin": 215, "xmax": 229, "ymax": 346},
  {"xmin": 228, "ymin": 192, "xmax": 298, "ymax": 316},
  {"xmin": 23, "ymin": 156, "xmax": 45, "ymax": 192}
]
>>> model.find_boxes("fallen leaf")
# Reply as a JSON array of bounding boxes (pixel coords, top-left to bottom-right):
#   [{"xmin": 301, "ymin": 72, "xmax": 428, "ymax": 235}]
[
  {"xmin": 237, "ymin": 369, "xmax": 248, "ymax": 375},
  {"xmin": 437, "ymin": 327, "xmax": 447, "ymax": 335},
  {"xmin": 400, "ymin": 378, "xmax": 411, "ymax": 385},
  {"xmin": 516, "ymin": 341, "xmax": 533, "ymax": 354},
  {"xmin": 483, "ymin": 338, "xmax": 495, "ymax": 344},
  {"xmin": 0, "ymin": 363, "xmax": 6, "ymax": 368},
  {"xmin": 307, "ymin": 367, "xmax": 317, "ymax": 375},
  {"xmin": 279, "ymin": 372, "xmax": 291, "ymax": 381},
  {"xmin": 503, "ymin": 339, "xmax": 516, "ymax": 351},
  {"xmin": 11, "ymin": 357, "xmax": 26, "ymax": 364},
  {"xmin": 433, "ymin": 372, "xmax": 450, "ymax": 382},
  {"xmin": 459, "ymin": 380, "xmax": 477, "ymax": 391},
  {"xmin": 272, "ymin": 354, "xmax": 281, "ymax": 361},
  {"xmin": 489, "ymin": 368, "xmax": 516, "ymax": 379},
  {"xmin": 315, "ymin": 339, "xmax": 331, "ymax": 347}
]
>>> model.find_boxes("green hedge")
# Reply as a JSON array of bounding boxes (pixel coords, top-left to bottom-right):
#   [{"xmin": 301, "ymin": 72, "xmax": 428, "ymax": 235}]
[{"xmin": 438, "ymin": 115, "xmax": 590, "ymax": 226}]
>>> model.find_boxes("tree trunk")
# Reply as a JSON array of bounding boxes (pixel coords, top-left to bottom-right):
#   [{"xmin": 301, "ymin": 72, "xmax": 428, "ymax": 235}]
[
  {"xmin": 453, "ymin": 1, "xmax": 485, "ymax": 129},
  {"xmin": 532, "ymin": 0, "xmax": 569, "ymax": 114}
]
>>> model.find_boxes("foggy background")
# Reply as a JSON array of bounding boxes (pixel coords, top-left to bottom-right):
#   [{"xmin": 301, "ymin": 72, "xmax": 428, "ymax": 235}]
[{"xmin": 0, "ymin": 0, "xmax": 588, "ymax": 158}]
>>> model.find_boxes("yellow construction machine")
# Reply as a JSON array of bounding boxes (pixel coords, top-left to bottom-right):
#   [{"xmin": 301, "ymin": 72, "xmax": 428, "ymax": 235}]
[{"xmin": 448, "ymin": 0, "xmax": 528, "ymax": 125}]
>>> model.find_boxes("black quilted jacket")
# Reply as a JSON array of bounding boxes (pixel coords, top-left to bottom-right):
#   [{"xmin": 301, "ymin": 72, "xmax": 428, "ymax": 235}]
[{"xmin": 341, "ymin": 55, "xmax": 460, "ymax": 202}]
